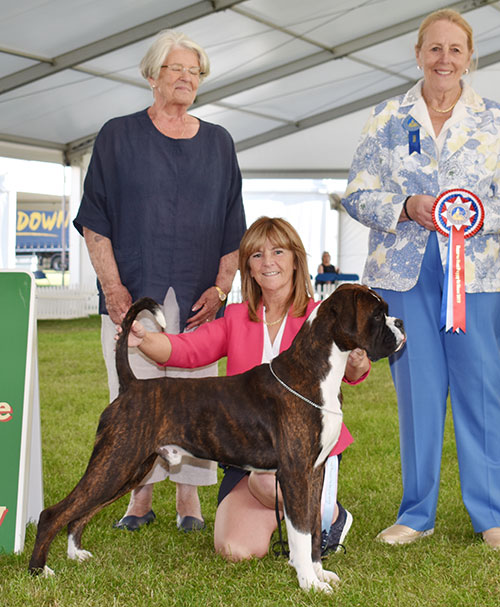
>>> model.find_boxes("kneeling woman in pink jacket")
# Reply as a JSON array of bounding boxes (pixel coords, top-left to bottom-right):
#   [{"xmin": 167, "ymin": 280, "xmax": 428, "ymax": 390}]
[{"xmin": 122, "ymin": 216, "xmax": 370, "ymax": 560}]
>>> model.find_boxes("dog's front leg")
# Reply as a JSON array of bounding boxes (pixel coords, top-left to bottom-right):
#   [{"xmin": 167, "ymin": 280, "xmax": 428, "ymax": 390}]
[
  {"xmin": 284, "ymin": 511, "xmax": 332, "ymax": 593},
  {"xmin": 311, "ymin": 464, "xmax": 340, "ymax": 588},
  {"xmin": 280, "ymin": 467, "xmax": 335, "ymax": 593}
]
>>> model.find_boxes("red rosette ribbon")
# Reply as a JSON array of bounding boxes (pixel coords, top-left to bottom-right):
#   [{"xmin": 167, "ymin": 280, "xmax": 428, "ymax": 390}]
[{"xmin": 432, "ymin": 189, "xmax": 484, "ymax": 333}]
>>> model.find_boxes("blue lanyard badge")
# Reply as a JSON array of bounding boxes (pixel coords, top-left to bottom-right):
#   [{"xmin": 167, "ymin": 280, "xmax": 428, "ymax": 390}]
[{"xmin": 402, "ymin": 116, "xmax": 421, "ymax": 155}]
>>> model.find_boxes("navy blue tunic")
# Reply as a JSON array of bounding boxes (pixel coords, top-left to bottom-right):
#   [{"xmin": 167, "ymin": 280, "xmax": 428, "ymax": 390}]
[{"xmin": 74, "ymin": 109, "xmax": 246, "ymax": 330}]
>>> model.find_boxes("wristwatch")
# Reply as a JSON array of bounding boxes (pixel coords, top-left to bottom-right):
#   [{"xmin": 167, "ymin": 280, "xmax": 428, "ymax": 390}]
[{"xmin": 214, "ymin": 285, "xmax": 227, "ymax": 303}]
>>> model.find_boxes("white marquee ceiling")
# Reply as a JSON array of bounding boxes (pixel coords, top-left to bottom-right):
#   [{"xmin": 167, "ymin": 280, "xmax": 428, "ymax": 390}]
[{"xmin": 1, "ymin": 0, "xmax": 500, "ymax": 176}]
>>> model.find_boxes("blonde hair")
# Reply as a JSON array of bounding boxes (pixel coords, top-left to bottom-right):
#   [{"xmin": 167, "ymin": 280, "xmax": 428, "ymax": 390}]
[
  {"xmin": 416, "ymin": 9, "xmax": 474, "ymax": 53},
  {"xmin": 140, "ymin": 30, "xmax": 210, "ymax": 83},
  {"xmin": 239, "ymin": 217, "xmax": 313, "ymax": 322}
]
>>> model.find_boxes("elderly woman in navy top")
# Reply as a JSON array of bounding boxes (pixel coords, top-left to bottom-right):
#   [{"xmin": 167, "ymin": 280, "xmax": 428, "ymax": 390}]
[
  {"xmin": 74, "ymin": 30, "xmax": 246, "ymax": 533},
  {"xmin": 343, "ymin": 9, "xmax": 500, "ymax": 549}
]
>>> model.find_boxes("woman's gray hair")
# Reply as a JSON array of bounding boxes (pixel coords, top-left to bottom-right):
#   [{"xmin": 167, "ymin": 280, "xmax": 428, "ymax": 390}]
[{"xmin": 140, "ymin": 30, "xmax": 210, "ymax": 83}]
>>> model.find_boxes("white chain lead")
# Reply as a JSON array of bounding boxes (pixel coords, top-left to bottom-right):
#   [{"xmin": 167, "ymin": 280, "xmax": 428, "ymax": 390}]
[{"xmin": 268, "ymin": 361, "xmax": 343, "ymax": 416}]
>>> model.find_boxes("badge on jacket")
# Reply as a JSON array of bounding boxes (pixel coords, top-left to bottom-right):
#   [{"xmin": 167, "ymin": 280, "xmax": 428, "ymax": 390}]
[{"xmin": 402, "ymin": 116, "xmax": 421, "ymax": 155}]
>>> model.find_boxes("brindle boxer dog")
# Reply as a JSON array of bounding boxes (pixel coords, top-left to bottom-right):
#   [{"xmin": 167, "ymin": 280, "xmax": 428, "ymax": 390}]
[{"xmin": 29, "ymin": 283, "xmax": 405, "ymax": 593}]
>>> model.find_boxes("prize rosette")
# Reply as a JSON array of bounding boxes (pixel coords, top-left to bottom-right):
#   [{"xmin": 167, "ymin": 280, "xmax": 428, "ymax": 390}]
[{"xmin": 432, "ymin": 189, "xmax": 484, "ymax": 333}]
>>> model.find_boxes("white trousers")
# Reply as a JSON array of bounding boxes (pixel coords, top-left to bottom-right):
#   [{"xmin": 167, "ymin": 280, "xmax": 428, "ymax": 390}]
[{"xmin": 100, "ymin": 288, "xmax": 218, "ymax": 486}]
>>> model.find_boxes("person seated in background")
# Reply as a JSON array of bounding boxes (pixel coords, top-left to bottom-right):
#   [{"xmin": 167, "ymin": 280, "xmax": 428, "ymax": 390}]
[
  {"xmin": 315, "ymin": 251, "xmax": 339, "ymax": 289},
  {"xmin": 118, "ymin": 217, "xmax": 371, "ymax": 560},
  {"xmin": 317, "ymin": 251, "xmax": 339, "ymax": 276}
]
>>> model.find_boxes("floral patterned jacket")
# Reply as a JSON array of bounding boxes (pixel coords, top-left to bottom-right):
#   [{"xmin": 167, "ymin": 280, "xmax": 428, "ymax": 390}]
[{"xmin": 342, "ymin": 81, "xmax": 500, "ymax": 293}]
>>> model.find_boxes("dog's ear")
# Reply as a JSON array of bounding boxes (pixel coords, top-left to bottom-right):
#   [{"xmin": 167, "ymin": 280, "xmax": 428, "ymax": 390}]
[
  {"xmin": 330, "ymin": 284, "xmax": 359, "ymax": 336},
  {"xmin": 311, "ymin": 285, "xmax": 360, "ymax": 352}
]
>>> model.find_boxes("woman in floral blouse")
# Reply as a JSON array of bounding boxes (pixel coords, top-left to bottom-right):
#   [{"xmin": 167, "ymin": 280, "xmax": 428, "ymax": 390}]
[{"xmin": 343, "ymin": 9, "xmax": 500, "ymax": 549}]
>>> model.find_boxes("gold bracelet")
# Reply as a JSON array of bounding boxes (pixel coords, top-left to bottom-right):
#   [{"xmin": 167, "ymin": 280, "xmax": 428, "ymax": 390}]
[{"xmin": 214, "ymin": 285, "xmax": 227, "ymax": 302}]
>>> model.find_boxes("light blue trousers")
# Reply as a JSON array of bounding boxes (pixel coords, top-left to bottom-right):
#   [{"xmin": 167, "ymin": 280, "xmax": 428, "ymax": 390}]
[{"xmin": 378, "ymin": 233, "xmax": 500, "ymax": 533}]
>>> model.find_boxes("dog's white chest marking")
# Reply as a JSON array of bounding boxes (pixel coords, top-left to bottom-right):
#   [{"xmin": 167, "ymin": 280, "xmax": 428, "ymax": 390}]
[
  {"xmin": 305, "ymin": 303, "xmax": 346, "ymax": 468},
  {"xmin": 315, "ymin": 342, "xmax": 347, "ymax": 467}
]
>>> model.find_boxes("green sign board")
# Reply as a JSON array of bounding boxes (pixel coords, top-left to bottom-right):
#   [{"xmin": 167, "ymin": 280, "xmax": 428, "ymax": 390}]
[{"xmin": 0, "ymin": 270, "xmax": 41, "ymax": 554}]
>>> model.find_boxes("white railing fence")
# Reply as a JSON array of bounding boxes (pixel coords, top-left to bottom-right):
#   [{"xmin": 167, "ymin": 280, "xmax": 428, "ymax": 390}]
[
  {"xmin": 35, "ymin": 285, "xmax": 244, "ymax": 320},
  {"xmin": 36, "ymin": 285, "xmax": 99, "ymax": 319},
  {"xmin": 35, "ymin": 282, "xmax": 346, "ymax": 320}
]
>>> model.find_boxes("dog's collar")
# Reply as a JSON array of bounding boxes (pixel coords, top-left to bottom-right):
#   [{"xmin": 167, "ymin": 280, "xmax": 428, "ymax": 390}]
[{"xmin": 268, "ymin": 361, "xmax": 342, "ymax": 416}]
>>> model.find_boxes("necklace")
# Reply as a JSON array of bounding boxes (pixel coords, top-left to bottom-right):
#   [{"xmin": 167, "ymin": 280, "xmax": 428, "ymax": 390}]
[
  {"xmin": 149, "ymin": 107, "xmax": 187, "ymax": 138},
  {"xmin": 263, "ymin": 315, "xmax": 285, "ymax": 327},
  {"xmin": 177, "ymin": 116, "xmax": 187, "ymax": 139},
  {"xmin": 429, "ymin": 90, "xmax": 461, "ymax": 114}
]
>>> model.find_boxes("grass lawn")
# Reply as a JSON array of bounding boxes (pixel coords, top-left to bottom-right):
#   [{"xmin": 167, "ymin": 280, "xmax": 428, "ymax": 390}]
[{"xmin": 1, "ymin": 315, "xmax": 499, "ymax": 606}]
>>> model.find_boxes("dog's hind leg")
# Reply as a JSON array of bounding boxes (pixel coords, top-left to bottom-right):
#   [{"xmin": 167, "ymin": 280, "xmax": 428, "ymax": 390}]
[
  {"xmin": 66, "ymin": 454, "xmax": 158, "ymax": 563},
  {"xmin": 29, "ymin": 451, "xmax": 157, "ymax": 574},
  {"xmin": 29, "ymin": 492, "xmax": 91, "ymax": 575}
]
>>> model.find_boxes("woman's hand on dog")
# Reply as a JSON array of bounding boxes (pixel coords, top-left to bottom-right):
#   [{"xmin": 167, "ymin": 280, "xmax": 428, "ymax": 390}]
[
  {"xmin": 115, "ymin": 321, "xmax": 172, "ymax": 364},
  {"xmin": 115, "ymin": 320, "xmax": 146, "ymax": 347},
  {"xmin": 344, "ymin": 348, "xmax": 370, "ymax": 383}
]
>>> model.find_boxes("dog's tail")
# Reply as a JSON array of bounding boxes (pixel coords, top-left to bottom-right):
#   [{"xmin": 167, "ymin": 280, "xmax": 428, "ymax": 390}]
[{"xmin": 115, "ymin": 297, "xmax": 166, "ymax": 393}]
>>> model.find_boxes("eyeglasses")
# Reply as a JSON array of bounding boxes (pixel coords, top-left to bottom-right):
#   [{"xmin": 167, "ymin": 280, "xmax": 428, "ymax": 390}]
[{"xmin": 160, "ymin": 64, "xmax": 204, "ymax": 76}]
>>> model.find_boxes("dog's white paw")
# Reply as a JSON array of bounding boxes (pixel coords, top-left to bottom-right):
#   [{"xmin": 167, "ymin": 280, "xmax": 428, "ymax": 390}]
[
  {"xmin": 313, "ymin": 561, "xmax": 340, "ymax": 585},
  {"xmin": 42, "ymin": 565, "xmax": 55, "ymax": 577},
  {"xmin": 69, "ymin": 548, "xmax": 93, "ymax": 562},
  {"xmin": 302, "ymin": 578, "xmax": 334, "ymax": 594},
  {"xmin": 67, "ymin": 535, "xmax": 93, "ymax": 562},
  {"xmin": 297, "ymin": 570, "xmax": 335, "ymax": 594},
  {"xmin": 319, "ymin": 568, "xmax": 340, "ymax": 585}
]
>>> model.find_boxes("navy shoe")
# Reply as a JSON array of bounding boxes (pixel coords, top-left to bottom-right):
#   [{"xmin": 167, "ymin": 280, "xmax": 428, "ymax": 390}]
[
  {"xmin": 113, "ymin": 509, "xmax": 156, "ymax": 531},
  {"xmin": 321, "ymin": 502, "xmax": 353, "ymax": 557},
  {"xmin": 176, "ymin": 513, "xmax": 205, "ymax": 532}
]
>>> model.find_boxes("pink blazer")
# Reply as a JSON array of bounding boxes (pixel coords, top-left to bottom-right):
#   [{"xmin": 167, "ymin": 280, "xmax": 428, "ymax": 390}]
[{"xmin": 167, "ymin": 299, "xmax": 365, "ymax": 455}]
